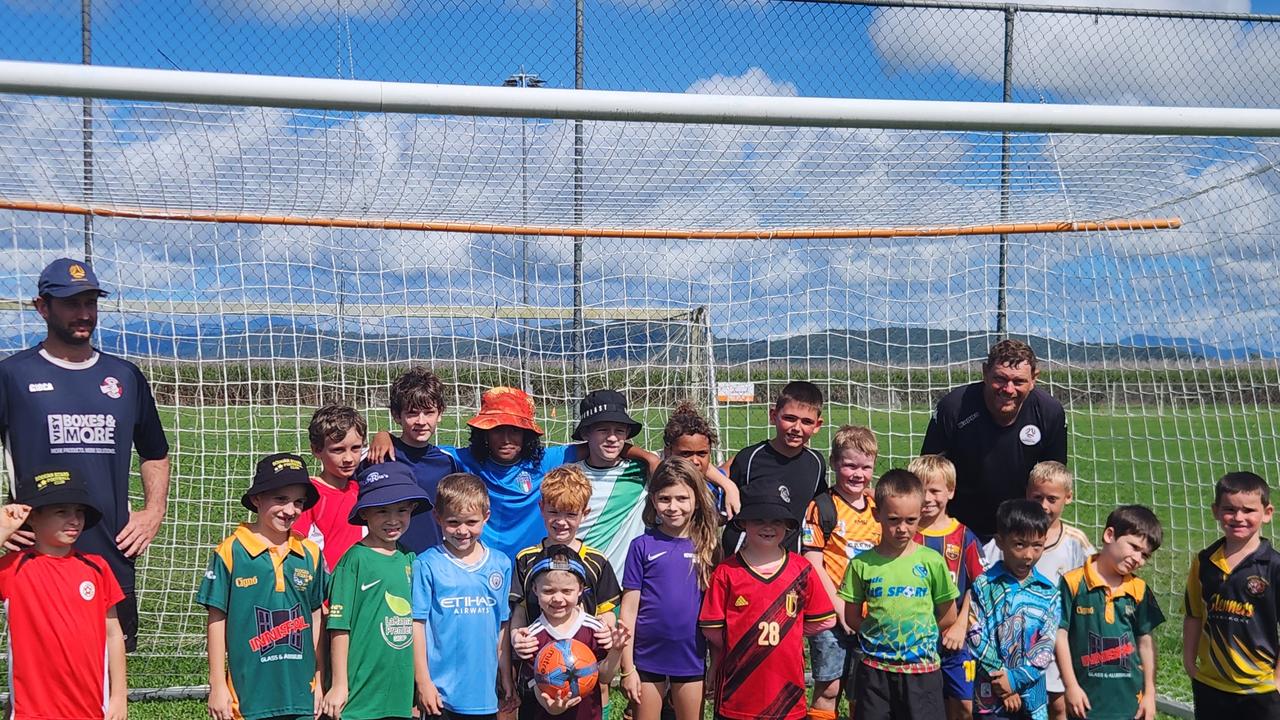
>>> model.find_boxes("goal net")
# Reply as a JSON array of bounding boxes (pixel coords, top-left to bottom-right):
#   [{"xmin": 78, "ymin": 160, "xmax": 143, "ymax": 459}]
[{"xmin": 2, "ymin": 63, "xmax": 1279, "ymax": 697}]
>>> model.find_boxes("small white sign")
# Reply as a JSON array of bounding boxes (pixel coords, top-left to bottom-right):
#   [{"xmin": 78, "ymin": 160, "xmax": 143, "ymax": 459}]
[{"xmin": 717, "ymin": 381, "xmax": 756, "ymax": 403}]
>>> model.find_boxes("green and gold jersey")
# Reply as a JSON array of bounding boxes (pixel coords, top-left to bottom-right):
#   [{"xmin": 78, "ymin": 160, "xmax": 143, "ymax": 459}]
[
  {"xmin": 1059, "ymin": 556, "xmax": 1165, "ymax": 720},
  {"xmin": 327, "ymin": 543, "xmax": 416, "ymax": 720},
  {"xmin": 197, "ymin": 524, "xmax": 328, "ymax": 720},
  {"xmin": 1185, "ymin": 537, "xmax": 1280, "ymax": 694}
]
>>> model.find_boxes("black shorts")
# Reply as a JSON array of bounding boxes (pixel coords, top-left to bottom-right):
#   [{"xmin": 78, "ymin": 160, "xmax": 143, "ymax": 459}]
[
  {"xmin": 637, "ymin": 669, "xmax": 703, "ymax": 684},
  {"xmin": 1193, "ymin": 680, "xmax": 1280, "ymax": 720},
  {"xmin": 853, "ymin": 663, "xmax": 944, "ymax": 720},
  {"xmin": 117, "ymin": 592, "xmax": 138, "ymax": 653}
]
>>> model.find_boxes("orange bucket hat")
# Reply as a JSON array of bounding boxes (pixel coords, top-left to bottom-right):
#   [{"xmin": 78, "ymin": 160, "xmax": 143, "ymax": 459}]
[{"xmin": 467, "ymin": 386, "xmax": 544, "ymax": 435}]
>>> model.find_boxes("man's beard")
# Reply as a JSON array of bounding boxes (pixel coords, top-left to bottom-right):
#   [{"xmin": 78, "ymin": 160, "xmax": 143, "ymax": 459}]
[{"xmin": 49, "ymin": 320, "xmax": 93, "ymax": 346}]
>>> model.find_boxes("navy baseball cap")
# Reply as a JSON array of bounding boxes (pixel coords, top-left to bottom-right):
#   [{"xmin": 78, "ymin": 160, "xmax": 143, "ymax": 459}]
[
  {"xmin": 348, "ymin": 463, "xmax": 432, "ymax": 525},
  {"xmin": 37, "ymin": 258, "xmax": 109, "ymax": 299}
]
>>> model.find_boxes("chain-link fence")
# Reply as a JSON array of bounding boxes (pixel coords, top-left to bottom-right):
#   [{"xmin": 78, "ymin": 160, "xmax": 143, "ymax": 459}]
[{"xmin": 3, "ymin": 1, "xmax": 1280, "ymax": 712}]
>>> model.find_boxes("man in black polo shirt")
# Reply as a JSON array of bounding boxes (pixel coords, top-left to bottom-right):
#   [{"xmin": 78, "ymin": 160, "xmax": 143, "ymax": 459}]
[
  {"xmin": 0, "ymin": 258, "xmax": 171, "ymax": 651},
  {"xmin": 921, "ymin": 339, "xmax": 1067, "ymax": 540}
]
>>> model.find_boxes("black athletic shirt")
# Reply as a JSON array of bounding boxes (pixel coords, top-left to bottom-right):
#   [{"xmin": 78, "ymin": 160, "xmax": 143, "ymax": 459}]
[
  {"xmin": 921, "ymin": 382, "xmax": 1067, "ymax": 539},
  {"xmin": 722, "ymin": 439, "xmax": 828, "ymax": 553},
  {"xmin": 0, "ymin": 346, "xmax": 169, "ymax": 592}
]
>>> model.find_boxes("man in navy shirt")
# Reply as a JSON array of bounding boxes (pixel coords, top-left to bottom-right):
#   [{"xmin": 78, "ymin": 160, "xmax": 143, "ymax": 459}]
[
  {"xmin": 0, "ymin": 258, "xmax": 171, "ymax": 650},
  {"xmin": 921, "ymin": 339, "xmax": 1067, "ymax": 540}
]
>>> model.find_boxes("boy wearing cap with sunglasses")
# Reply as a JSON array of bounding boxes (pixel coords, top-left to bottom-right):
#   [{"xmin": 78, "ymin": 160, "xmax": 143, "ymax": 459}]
[
  {"xmin": 320, "ymin": 463, "xmax": 431, "ymax": 720},
  {"xmin": 198, "ymin": 453, "xmax": 329, "ymax": 720},
  {"xmin": 0, "ymin": 469, "xmax": 126, "ymax": 720},
  {"xmin": 699, "ymin": 484, "xmax": 837, "ymax": 720}
]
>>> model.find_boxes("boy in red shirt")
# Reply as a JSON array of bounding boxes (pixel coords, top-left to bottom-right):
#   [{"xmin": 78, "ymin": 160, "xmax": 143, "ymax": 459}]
[
  {"xmin": 294, "ymin": 404, "xmax": 368, "ymax": 571},
  {"xmin": 0, "ymin": 469, "xmax": 127, "ymax": 720}
]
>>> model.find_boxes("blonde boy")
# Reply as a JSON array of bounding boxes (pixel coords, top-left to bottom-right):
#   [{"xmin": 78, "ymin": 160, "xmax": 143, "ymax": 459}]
[
  {"xmin": 802, "ymin": 425, "xmax": 881, "ymax": 720},
  {"xmin": 412, "ymin": 472, "xmax": 514, "ymax": 717},
  {"xmin": 910, "ymin": 455, "xmax": 985, "ymax": 720},
  {"xmin": 984, "ymin": 460, "xmax": 1093, "ymax": 720}
]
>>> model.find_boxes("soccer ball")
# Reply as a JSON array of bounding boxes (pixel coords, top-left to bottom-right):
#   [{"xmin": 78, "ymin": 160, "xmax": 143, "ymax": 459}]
[{"xmin": 533, "ymin": 638, "xmax": 600, "ymax": 699}]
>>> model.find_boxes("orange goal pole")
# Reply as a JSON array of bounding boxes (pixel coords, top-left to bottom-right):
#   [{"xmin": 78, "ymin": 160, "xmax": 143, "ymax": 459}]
[{"xmin": 0, "ymin": 199, "xmax": 1181, "ymax": 240}]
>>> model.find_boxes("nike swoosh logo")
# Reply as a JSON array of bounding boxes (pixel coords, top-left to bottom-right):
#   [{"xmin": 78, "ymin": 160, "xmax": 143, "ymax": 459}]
[
  {"xmin": 647, "ymin": 551, "xmax": 667, "ymax": 561},
  {"xmin": 361, "ymin": 580, "xmax": 381, "ymax": 591}
]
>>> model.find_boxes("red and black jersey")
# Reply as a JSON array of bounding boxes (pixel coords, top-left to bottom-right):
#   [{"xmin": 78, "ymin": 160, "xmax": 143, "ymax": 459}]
[
  {"xmin": 698, "ymin": 552, "xmax": 835, "ymax": 720},
  {"xmin": 0, "ymin": 548, "xmax": 124, "ymax": 720}
]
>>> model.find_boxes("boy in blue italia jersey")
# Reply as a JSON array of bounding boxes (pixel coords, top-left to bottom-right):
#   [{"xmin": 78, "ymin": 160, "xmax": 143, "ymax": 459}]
[
  {"xmin": 412, "ymin": 472, "xmax": 515, "ymax": 718},
  {"xmin": 0, "ymin": 258, "xmax": 171, "ymax": 651}
]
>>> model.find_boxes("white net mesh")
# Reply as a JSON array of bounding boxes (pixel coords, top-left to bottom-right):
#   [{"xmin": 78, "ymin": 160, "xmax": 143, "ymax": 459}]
[{"xmin": 2, "ymin": 90, "xmax": 1280, "ymax": 701}]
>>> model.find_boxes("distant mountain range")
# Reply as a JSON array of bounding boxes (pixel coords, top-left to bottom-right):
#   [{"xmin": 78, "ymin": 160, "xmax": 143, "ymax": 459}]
[{"xmin": 4, "ymin": 318, "xmax": 1272, "ymax": 364}]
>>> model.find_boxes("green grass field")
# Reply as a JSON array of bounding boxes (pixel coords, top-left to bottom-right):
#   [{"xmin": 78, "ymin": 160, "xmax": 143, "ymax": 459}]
[{"xmin": 102, "ymin": 400, "xmax": 1276, "ymax": 716}]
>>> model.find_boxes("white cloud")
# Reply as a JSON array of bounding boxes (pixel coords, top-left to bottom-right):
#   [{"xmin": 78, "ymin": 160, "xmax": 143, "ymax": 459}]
[
  {"xmin": 869, "ymin": 1, "xmax": 1280, "ymax": 106},
  {"xmin": 211, "ymin": 0, "xmax": 407, "ymax": 23},
  {"xmin": 685, "ymin": 67, "xmax": 798, "ymax": 97}
]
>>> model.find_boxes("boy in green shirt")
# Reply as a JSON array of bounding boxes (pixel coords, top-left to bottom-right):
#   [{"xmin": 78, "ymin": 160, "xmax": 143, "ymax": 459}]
[
  {"xmin": 1056, "ymin": 505, "xmax": 1165, "ymax": 720},
  {"xmin": 319, "ymin": 463, "xmax": 431, "ymax": 720},
  {"xmin": 198, "ymin": 453, "xmax": 328, "ymax": 720},
  {"xmin": 840, "ymin": 469, "xmax": 959, "ymax": 720}
]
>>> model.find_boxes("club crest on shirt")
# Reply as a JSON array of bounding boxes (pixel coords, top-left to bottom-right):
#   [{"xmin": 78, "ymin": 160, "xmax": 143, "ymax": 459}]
[
  {"xmin": 292, "ymin": 567, "xmax": 313, "ymax": 590},
  {"xmin": 945, "ymin": 543, "xmax": 961, "ymax": 562},
  {"xmin": 778, "ymin": 485, "xmax": 791, "ymax": 504},
  {"xmin": 1247, "ymin": 575, "xmax": 1269, "ymax": 597},
  {"xmin": 785, "ymin": 590, "xmax": 799, "ymax": 617},
  {"xmin": 79, "ymin": 580, "xmax": 96, "ymax": 601},
  {"xmin": 489, "ymin": 571, "xmax": 504, "ymax": 591},
  {"xmin": 99, "ymin": 376, "xmax": 122, "ymax": 399},
  {"xmin": 1019, "ymin": 425, "xmax": 1042, "ymax": 446},
  {"xmin": 517, "ymin": 471, "xmax": 533, "ymax": 494}
]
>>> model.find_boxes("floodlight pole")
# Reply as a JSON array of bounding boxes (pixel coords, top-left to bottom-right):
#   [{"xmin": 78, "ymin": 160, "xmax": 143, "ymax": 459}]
[
  {"xmin": 573, "ymin": 0, "xmax": 586, "ymax": 404},
  {"xmin": 504, "ymin": 68, "xmax": 545, "ymax": 395},
  {"xmin": 81, "ymin": 0, "xmax": 93, "ymax": 266},
  {"xmin": 995, "ymin": 7, "xmax": 1014, "ymax": 337}
]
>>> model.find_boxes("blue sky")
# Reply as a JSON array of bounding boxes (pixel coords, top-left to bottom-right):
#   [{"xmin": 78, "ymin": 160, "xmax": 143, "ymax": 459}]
[{"xmin": 2, "ymin": 0, "xmax": 1280, "ymax": 356}]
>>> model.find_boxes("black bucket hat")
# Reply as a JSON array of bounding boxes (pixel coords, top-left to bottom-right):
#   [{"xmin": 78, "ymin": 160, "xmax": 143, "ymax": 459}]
[
  {"xmin": 19, "ymin": 468, "xmax": 103, "ymax": 529},
  {"xmin": 241, "ymin": 453, "xmax": 318, "ymax": 512},
  {"xmin": 348, "ymin": 463, "xmax": 432, "ymax": 525},
  {"xmin": 571, "ymin": 389, "xmax": 642, "ymax": 441}
]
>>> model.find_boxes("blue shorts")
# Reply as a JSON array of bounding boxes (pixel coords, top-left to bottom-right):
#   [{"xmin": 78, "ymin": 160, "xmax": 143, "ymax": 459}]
[
  {"xmin": 808, "ymin": 626, "xmax": 859, "ymax": 683},
  {"xmin": 940, "ymin": 644, "xmax": 975, "ymax": 701}
]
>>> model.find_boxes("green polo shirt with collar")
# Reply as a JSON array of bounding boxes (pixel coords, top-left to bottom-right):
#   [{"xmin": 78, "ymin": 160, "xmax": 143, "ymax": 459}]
[
  {"xmin": 197, "ymin": 523, "xmax": 328, "ymax": 720},
  {"xmin": 1059, "ymin": 555, "xmax": 1165, "ymax": 719}
]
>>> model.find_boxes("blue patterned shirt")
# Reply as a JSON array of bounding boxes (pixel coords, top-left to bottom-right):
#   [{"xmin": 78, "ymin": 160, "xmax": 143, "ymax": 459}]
[{"xmin": 967, "ymin": 562, "xmax": 1061, "ymax": 720}]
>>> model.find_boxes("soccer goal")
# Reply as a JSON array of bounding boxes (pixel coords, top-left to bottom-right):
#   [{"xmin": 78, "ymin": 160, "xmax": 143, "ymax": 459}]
[{"xmin": 2, "ymin": 61, "xmax": 1279, "ymax": 705}]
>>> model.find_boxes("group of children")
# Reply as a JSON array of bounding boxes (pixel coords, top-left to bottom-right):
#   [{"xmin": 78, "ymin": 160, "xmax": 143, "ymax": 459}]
[{"xmin": 1, "ymin": 371, "xmax": 1279, "ymax": 720}]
